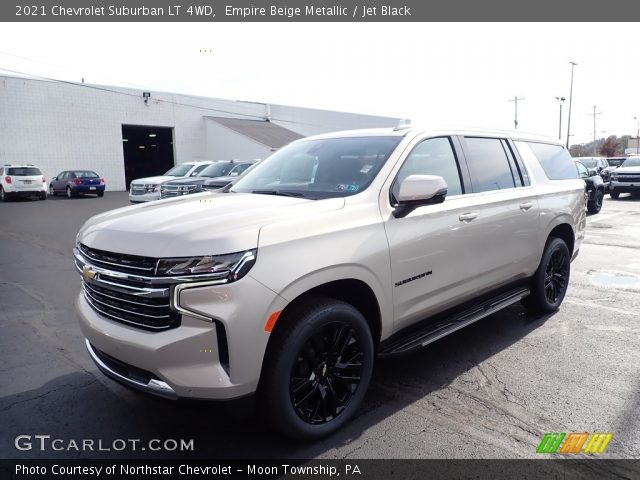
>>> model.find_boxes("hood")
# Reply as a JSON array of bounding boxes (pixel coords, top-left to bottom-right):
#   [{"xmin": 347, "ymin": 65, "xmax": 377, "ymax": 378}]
[
  {"xmin": 78, "ymin": 192, "xmax": 345, "ymax": 258},
  {"xmin": 204, "ymin": 175, "xmax": 235, "ymax": 185},
  {"xmin": 163, "ymin": 176, "xmax": 209, "ymax": 185},
  {"xmin": 130, "ymin": 175, "xmax": 177, "ymax": 185},
  {"xmin": 615, "ymin": 165, "xmax": 640, "ymax": 174}
]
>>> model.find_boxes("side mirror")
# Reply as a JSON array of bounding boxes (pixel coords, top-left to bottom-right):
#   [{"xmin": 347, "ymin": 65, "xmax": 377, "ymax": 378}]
[
  {"xmin": 393, "ymin": 175, "xmax": 448, "ymax": 218},
  {"xmin": 52, "ymin": 177, "xmax": 57, "ymax": 181},
  {"xmin": 588, "ymin": 168, "xmax": 598, "ymax": 177}
]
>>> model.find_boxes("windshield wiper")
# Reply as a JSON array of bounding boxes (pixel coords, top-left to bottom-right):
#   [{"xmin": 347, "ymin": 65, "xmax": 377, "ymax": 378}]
[{"xmin": 251, "ymin": 190, "xmax": 306, "ymax": 198}]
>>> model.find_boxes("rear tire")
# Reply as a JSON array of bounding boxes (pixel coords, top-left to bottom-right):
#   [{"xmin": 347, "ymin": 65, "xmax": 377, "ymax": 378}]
[
  {"xmin": 0, "ymin": 187, "xmax": 7, "ymax": 202},
  {"xmin": 66, "ymin": 186, "xmax": 74, "ymax": 199},
  {"xmin": 610, "ymin": 190, "xmax": 620, "ymax": 199},
  {"xmin": 522, "ymin": 237, "xmax": 570, "ymax": 314},
  {"xmin": 97, "ymin": 191, "xmax": 104, "ymax": 198},
  {"xmin": 258, "ymin": 296, "xmax": 374, "ymax": 441},
  {"xmin": 40, "ymin": 191, "xmax": 47, "ymax": 200},
  {"xmin": 587, "ymin": 189, "xmax": 603, "ymax": 214}
]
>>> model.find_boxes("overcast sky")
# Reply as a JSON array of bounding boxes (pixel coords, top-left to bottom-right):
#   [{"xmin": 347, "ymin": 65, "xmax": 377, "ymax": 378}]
[{"xmin": 1, "ymin": 22, "xmax": 639, "ymax": 145}]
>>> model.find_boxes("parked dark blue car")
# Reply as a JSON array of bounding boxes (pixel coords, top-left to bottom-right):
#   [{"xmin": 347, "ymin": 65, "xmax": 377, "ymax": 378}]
[{"xmin": 49, "ymin": 170, "xmax": 105, "ymax": 198}]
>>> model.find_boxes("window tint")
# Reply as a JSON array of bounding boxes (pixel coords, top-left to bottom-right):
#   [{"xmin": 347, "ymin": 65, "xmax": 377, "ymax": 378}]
[
  {"xmin": 165, "ymin": 164, "xmax": 194, "ymax": 176},
  {"xmin": 72, "ymin": 171, "xmax": 99, "ymax": 178},
  {"xmin": 199, "ymin": 162, "xmax": 235, "ymax": 178},
  {"xmin": 232, "ymin": 136, "xmax": 401, "ymax": 199},
  {"xmin": 524, "ymin": 142, "xmax": 578, "ymax": 180},
  {"xmin": 392, "ymin": 137, "xmax": 462, "ymax": 201},
  {"xmin": 190, "ymin": 164, "xmax": 211, "ymax": 176},
  {"xmin": 464, "ymin": 137, "xmax": 516, "ymax": 192},
  {"xmin": 575, "ymin": 161, "xmax": 589, "ymax": 178},
  {"xmin": 7, "ymin": 167, "xmax": 42, "ymax": 176}
]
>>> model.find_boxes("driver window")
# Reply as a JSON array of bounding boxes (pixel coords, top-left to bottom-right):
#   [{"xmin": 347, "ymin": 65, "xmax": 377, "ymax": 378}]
[{"xmin": 392, "ymin": 137, "xmax": 463, "ymax": 201}]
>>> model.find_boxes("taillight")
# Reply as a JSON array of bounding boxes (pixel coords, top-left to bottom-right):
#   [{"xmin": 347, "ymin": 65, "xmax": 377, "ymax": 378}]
[
  {"xmin": 100, "ymin": 178, "xmax": 105, "ymax": 184},
  {"xmin": 4, "ymin": 176, "xmax": 11, "ymax": 184},
  {"xmin": 74, "ymin": 178, "xmax": 81, "ymax": 185},
  {"xmin": 42, "ymin": 176, "xmax": 46, "ymax": 183}
]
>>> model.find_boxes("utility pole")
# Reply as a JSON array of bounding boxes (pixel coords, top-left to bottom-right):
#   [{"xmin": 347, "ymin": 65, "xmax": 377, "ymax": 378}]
[
  {"xmin": 509, "ymin": 96, "xmax": 525, "ymax": 129},
  {"xmin": 555, "ymin": 97, "xmax": 565, "ymax": 140},
  {"xmin": 587, "ymin": 105, "xmax": 602, "ymax": 145},
  {"xmin": 566, "ymin": 61, "xmax": 578, "ymax": 148},
  {"xmin": 635, "ymin": 117, "xmax": 640, "ymax": 154}
]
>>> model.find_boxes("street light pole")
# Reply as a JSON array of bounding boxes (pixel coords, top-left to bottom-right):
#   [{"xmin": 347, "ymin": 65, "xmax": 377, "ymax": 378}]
[
  {"xmin": 555, "ymin": 96, "xmax": 565, "ymax": 140},
  {"xmin": 509, "ymin": 96, "xmax": 525, "ymax": 129},
  {"xmin": 566, "ymin": 61, "xmax": 577, "ymax": 148}
]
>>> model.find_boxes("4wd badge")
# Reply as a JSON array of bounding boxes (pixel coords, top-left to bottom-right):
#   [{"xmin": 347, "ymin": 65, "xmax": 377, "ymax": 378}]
[{"xmin": 82, "ymin": 265, "xmax": 97, "ymax": 283}]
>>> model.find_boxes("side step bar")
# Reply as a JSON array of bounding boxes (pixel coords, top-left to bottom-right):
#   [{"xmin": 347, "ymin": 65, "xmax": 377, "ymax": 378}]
[{"xmin": 378, "ymin": 287, "xmax": 530, "ymax": 358}]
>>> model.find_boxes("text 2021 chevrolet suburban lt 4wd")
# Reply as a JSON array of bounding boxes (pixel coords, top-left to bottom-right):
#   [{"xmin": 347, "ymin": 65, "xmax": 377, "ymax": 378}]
[{"xmin": 74, "ymin": 128, "xmax": 585, "ymax": 440}]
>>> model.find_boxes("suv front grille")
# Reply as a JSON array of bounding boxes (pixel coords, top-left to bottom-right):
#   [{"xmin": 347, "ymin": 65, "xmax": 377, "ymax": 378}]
[
  {"xmin": 616, "ymin": 174, "xmax": 640, "ymax": 183},
  {"xmin": 81, "ymin": 280, "xmax": 179, "ymax": 331},
  {"xmin": 78, "ymin": 243, "xmax": 157, "ymax": 275},
  {"xmin": 130, "ymin": 185, "xmax": 146, "ymax": 195},
  {"xmin": 76, "ymin": 244, "xmax": 178, "ymax": 331},
  {"xmin": 161, "ymin": 184, "xmax": 198, "ymax": 198}
]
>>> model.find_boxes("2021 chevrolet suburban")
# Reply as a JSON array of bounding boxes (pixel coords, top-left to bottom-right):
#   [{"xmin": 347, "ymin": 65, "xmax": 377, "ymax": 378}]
[{"xmin": 74, "ymin": 127, "xmax": 586, "ymax": 439}]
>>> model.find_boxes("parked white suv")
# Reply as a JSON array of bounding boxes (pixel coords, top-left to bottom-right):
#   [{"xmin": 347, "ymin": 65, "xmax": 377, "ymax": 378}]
[
  {"xmin": 75, "ymin": 128, "xmax": 585, "ymax": 439},
  {"xmin": 128, "ymin": 161, "xmax": 214, "ymax": 203},
  {"xmin": 0, "ymin": 164, "xmax": 47, "ymax": 201}
]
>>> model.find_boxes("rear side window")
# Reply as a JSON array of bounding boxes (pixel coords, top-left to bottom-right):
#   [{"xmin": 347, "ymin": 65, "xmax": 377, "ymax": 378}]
[
  {"xmin": 522, "ymin": 142, "xmax": 577, "ymax": 180},
  {"xmin": 463, "ymin": 137, "xmax": 516, "ymax": 192},
  {"xmin": 8, "ymin": 167, "xmax": 42, "ymax": 176}
]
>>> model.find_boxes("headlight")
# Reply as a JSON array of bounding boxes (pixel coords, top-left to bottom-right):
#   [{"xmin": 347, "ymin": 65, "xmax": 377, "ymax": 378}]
[
  {"xmin": 145, "ymin": 184, "xmax": 158, "ymax": 193},
  {"xmin": 156, "ymin": 249, "xmax": 256, "ymax": 281},
  {"xmin": 611, "ymin": 173, "xmax": 618, "ymax": 180}
]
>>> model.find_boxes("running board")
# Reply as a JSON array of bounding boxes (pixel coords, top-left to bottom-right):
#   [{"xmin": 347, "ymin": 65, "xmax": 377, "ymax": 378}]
[{"xmin": 378, "ymin": 287, "xmax": 530, "ymax": 358}]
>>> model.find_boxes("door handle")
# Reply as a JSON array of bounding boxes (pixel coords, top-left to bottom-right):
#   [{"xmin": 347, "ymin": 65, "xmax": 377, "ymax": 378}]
[
  {"xmin": 519, "ymin": 202, "xmax": 533, "ymax": 211},
  {"xmin": 458, "ymin": 212, "xmax": 478, "ymax": 222}
]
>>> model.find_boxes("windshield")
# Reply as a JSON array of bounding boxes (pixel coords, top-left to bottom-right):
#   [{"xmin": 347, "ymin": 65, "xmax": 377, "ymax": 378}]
[
  {"xmin": 164, "ymin": 164, "xmax": 193, "ymax": 177},
  {"xmin": 576, "ymin": 158, "xmax": 597, "ymax": 168},
  {"xmin": 198, "ymin": 162, "xmax": 235, "ymax": 178},
  {"xmin": 622, "ymin": 157, "xmax": 640, "ymax": 167},
  {"xmin": 72, "ymin": 171, "xmax": 99, "ymax": 178},
  {"xmin": 7, "ymin": 167, "xmax": 42, "ymax": 176},
  {"xmin": 231, "ymin": 136, "xmax": 402, "ymax": 199}
]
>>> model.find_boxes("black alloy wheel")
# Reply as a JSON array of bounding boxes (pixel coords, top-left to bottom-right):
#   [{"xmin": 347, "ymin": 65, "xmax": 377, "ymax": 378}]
[
  {"xmin": 543, "ymin": 248, "xmax": 569, "ymax": 304},
  {"xmin": 289, "ymin": 322, "xmax": 364, "ymax": 425},
  {"xmin": 259, "ymin": 296, "xmax": 373, "ymax": 440},
  {"xmin": 522, "ymin": 237, "xmax": 571, "ymax": 313}
]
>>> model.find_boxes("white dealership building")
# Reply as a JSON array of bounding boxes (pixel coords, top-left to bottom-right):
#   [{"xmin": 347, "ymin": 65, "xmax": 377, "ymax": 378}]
[{"xmin": 0, "ymin": 75, "xmax": 399, "ymax": 190}]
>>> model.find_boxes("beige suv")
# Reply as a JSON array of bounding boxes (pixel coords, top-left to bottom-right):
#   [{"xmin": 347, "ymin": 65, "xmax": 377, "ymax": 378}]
[{"xmin": 74, "ymin": 127, "xmax": 585, "ymax": 439}]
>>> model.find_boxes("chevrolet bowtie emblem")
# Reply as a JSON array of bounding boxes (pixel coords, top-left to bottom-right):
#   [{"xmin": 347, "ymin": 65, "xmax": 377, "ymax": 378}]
[{"xmin": 82, "ymin": 265, "xmax": 97, "ymax": 283}]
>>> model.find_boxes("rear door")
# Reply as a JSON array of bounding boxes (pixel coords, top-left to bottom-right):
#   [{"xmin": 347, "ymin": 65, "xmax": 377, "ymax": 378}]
[{"xmin": 456, "ymin": 136, "xmax": 540, "ymax": 294}]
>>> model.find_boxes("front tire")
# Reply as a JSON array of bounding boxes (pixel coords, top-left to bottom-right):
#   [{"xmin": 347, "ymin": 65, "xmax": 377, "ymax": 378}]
[
  {"xmin": 522, "ymin": 237, "xmax": 570, "ymax": 314},
  {"xmin": 610, "ymin": 190, "xmax": 620, "ymax": 199},
  {"xmin": 587, "ymin": 189, "xmax": 603, "ymax": 214},
  {"xmin": 259, "ymin": 297, "xmax": 374, "ymax": 440},
  {"xmin": 49, "ymin": 185, "xmax": 56, "ymax": 196}
]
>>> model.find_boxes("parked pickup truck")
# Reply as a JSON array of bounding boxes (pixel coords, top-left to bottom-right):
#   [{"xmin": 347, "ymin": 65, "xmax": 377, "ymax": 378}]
[{"xmin": 74, "ymin": 127, "xmax": 585, "ymax": 440}]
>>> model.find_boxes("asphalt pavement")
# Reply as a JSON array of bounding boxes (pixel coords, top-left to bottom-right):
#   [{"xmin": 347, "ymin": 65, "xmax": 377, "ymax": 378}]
[{"xmin": 1, "ymin": 192, "xmax": 639, "ymax": 459}]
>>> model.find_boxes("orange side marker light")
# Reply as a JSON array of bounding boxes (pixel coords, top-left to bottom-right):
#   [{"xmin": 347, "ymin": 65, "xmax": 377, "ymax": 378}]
[{"xmin": 264, "ymin": 311, "xmax": 281, "ymax": 333}]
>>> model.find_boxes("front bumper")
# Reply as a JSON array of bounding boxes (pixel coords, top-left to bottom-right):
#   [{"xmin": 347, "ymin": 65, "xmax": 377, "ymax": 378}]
[
  {"xmin": 77, "ymin": 274, "xmax": 286, "ymax": 400},
  {"xmin": 128, "ymin": 191, "xmax": 161, "ymax": 203},
  {"xmin": 610, "ymin": 180, "xmax": 640, "ymax": 193}
]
